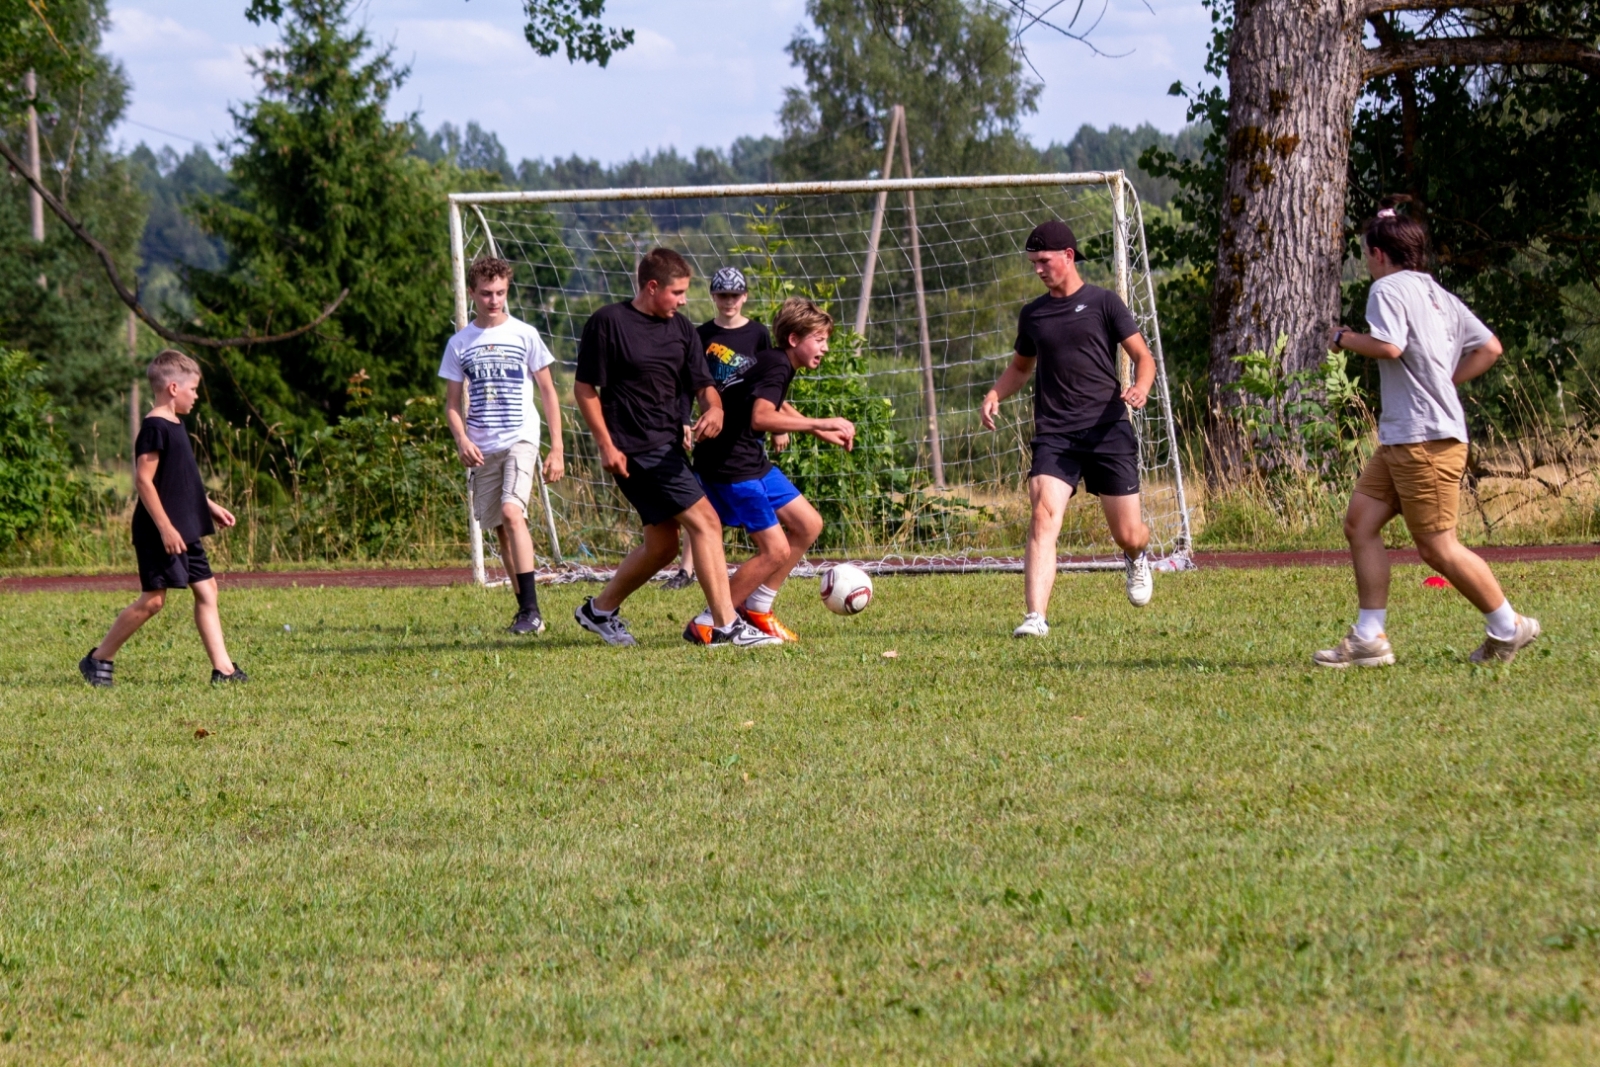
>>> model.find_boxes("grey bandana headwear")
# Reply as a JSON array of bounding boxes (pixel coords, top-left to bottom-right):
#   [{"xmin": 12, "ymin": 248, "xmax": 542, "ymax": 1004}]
[{"xmin": 709, "ymin": 267, "xmax": 748, "ymax": 294}]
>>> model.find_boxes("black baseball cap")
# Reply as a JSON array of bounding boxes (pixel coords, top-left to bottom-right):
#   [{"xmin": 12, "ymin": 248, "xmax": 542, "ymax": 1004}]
[{"xmin": 1024, "ymin": 220, "xmax": 1087, "ymax": 259}]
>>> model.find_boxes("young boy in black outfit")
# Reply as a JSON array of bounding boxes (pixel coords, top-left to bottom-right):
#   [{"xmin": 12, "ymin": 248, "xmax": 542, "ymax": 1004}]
[
  {"xmin": 80, "ymin": 349, "xmax": 245, "ymax": 687},
  {"xmin": 572, "ymin": 248, "xmax": 779, "ymax": 648}
]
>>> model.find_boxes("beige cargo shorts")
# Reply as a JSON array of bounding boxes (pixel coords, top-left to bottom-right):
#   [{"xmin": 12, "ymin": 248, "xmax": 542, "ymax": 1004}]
[{"xmin": 470, "ymin": 440, "xmax": 539, "ymax": 531}]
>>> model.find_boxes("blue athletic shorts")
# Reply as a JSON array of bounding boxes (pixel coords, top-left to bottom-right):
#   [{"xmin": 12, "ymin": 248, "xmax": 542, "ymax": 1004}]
[{"xmin": 699, "ymin": 467, "xmax": 802, "ymax": 532}]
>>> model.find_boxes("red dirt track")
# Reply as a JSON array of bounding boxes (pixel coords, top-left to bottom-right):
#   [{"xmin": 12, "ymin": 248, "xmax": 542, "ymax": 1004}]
[{"xmin": 2, "ymin": 545, "xmax": 1594, "ymax": 595}]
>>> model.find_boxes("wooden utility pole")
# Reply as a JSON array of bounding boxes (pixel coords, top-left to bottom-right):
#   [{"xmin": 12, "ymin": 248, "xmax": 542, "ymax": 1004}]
[
  {"xmin": 24, "ymin": 71, "xmax": 44, "ymax": 242},
  {"xmin": 853, "ymin": 104, "xmax": 945, "ymax": 490},
  {"xmin": 128, "ymin": 310, "xmax": 141, "ymax": 449}
]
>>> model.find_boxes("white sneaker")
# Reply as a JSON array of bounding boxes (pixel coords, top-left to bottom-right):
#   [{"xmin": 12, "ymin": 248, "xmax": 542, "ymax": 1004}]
[
  {"xmin": 1013, "ymin": 612, "xmax": 1049, "ymax": 638},
  {"xmin": 1125, "ymin": 552, "xmax": 1153, "ymax": 607}
]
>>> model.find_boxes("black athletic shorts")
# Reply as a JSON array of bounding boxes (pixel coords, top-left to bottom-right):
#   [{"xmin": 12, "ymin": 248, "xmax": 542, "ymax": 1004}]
[
  {"xmin": 133, "ymin": 537, "xmax": 215, "ymax": 591},
  {"xmin": 613, "ymin": 445, "xmax": 706, "ymax": 527},
  {"xmin": 1029, "ymin": 420, "xmax": 1140, "ymax": 497}
]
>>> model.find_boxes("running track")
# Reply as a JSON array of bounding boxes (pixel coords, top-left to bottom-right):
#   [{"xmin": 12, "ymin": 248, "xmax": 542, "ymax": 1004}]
[{"xmin": 3, "ymin": 544, "xmax": 1595, "ymax": 595}]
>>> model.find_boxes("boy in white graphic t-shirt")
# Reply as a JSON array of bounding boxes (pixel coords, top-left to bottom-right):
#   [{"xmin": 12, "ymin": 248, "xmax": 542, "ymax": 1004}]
[{"xmin": 439, "ymin": 256, "xmax": 565, "ymax": 635}]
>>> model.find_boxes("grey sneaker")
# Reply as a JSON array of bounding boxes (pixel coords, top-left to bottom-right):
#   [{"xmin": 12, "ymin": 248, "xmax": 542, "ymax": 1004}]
[
  {"xmin": 1125, "ymin": 552, "xmax": 1153, "ymax": 607},
  {"xmin": 79, "ymin": 649, "xmax": 113, "ymax": 687},
  {"xmin": 1313, "ymin": 628, "xmax": 1396, "ymax": 668},
  {"xmin": 508, "ymin": 608, "xmax": 546, "ymax": 635},
  {"xmin": 662, "ymin": 568, "xmax": 697, "ymax": 591},
  {"xmin": 575, "ymin": 597, "xmax": 637, "ymax": 647},
  {"xmin": 1470, "ymin": 614, "xmax": 1540, "ymax": 665}
]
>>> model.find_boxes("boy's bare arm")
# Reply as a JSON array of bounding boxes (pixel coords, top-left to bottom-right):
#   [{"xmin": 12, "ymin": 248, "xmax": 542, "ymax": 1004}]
[
  {"xmin": 575, "ymin": 382, "xmax": 628, "ymax": 477},
  {"xmin": 534, "ymin": 366, "xmax": 564, "ymax": 482},
  {"xmin": 1454, "ymin": 338, "xmax": 1503, "ymax": 384},
  {"xmin": 750, "ymin": 398, "xmax": 854, "ymax": 450},
  {"xmin": 444, "ymin": 380, "xmax": 484, "ymax": 467},
  {"xmin": 135, "ymin": 453, "xmax": 187, "ymax": 554},
  {"xmin": 980, "ymin": 354, "xmax": 1036, "ymax": 429},
  {"xmin": 691, "ymin": 385, "xmax": 724, "ymax": 441},
  {"xmin": 1119, "ymin": 333, "xmax": 1157, "ymax": 409}
]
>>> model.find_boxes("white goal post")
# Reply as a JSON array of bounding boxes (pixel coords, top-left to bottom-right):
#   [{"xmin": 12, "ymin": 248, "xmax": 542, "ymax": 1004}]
[{"xmin": 447, "ymin": 170, "xmax": 1193, "ymax": 584}]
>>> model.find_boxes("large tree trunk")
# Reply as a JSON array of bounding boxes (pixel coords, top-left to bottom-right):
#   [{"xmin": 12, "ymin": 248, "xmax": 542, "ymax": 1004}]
[{"xmin": 1209, "ymin": 0, "xmax": 1365, "ymax": 466}]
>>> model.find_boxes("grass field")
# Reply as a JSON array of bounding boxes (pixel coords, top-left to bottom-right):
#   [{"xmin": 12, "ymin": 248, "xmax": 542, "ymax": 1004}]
[{"xmin": 2, "ymin": 563, "xmax": 1598, "ymax": 1064}]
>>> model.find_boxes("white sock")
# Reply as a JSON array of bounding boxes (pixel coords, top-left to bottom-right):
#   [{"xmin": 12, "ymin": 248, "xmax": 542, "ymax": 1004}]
[
  {"xmin": 694, "ymin": 608, "xmax": 713, "ymax": 627},
  {"xmin": 1485, "ymin": 600, "xmax": 1518, "ymax": 641},
  {"xmin": 1354, "ymin": 609, "xmax": 1387, "ymax": 641},
  {"xmin": 744, "ymin": 584, "xmax": 778, "ymax": 614}
]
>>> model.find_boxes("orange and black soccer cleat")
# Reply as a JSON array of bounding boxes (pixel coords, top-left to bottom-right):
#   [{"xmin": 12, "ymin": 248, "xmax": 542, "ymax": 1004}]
[{"xmin": 738, "ymin": 607, "xmax": 798, "ymax": 643}]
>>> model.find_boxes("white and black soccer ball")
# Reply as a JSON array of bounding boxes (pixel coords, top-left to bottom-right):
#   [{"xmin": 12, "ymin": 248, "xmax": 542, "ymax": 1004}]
[{"xmin": 820, "ymin": 563, "xmax": 873, "ymax": 615}]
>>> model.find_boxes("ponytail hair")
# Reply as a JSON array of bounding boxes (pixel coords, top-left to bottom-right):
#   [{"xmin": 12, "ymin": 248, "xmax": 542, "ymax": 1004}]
[{"xmin": 1361, "ymin": 194, "xmax": 1431, "ymax": 271}]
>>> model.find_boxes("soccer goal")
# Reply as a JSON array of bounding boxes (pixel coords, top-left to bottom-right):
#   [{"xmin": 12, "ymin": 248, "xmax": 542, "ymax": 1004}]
[{"xmin": 447, "ymin": 171, "xmax": 1193, "ymax": 583}]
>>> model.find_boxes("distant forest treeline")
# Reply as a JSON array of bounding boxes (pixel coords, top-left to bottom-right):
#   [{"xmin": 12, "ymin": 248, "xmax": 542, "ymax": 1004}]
[{"xmin": 132, "ymin": 120, "xmax": 1203, "ymax": 289}]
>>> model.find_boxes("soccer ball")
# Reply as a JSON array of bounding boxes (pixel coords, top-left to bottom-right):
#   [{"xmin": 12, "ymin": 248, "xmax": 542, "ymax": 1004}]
[{"xmin": 820, "ymin": 563, "xmax": 873, "ymax": 615}]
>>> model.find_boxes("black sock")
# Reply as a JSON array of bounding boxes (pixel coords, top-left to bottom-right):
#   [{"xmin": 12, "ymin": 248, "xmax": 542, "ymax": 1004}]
[{"xmin": 515, "ymin": 572, "xmax": 540, "ymax": 614}]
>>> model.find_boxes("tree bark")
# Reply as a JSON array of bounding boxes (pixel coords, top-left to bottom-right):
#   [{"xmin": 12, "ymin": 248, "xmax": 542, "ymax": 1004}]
[{"xmin": 1209, "ymin": 0, "xmax": 1365, "ymax": 415}]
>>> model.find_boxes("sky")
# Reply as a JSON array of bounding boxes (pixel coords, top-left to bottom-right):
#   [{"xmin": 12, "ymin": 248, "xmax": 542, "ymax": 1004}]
[{"xmin": 105, "ymin": 0, "xmax": 1214, "ymax": 166}]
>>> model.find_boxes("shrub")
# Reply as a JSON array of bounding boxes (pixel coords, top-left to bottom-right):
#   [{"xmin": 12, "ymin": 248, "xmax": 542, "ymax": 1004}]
[{"xmin": 0, "ymin": 350, "xmax": 76, "ymax": 544}]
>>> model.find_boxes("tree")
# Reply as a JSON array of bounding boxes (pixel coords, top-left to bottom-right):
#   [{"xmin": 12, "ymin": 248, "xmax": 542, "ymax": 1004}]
[
  {"xmin": 1, "ymin": 0, "xmax": 144, "ymax": 452},
  {"xmin": 187, "ymin": 0, "xmax": 462, "ymax": 434},
  {"xmin": 1207, "ymin": 0, "xmax": 1599, "ymax": 407},
  {"xmin": 777, "ymin": 0, "xmax": 1041, "ymax": 180}
]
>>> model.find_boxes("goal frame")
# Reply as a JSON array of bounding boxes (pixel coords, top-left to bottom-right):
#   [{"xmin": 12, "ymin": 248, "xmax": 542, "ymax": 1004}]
[{"xmin": 447, "ymin": 170, "xmax": 1194, "ymax": 584}]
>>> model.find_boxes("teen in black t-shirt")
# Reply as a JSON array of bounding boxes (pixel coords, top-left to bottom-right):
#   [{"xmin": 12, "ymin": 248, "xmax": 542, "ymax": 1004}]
[
  {"xmin": 81, "ymin": 350, "xmax": 245, "ymax": 688},
  {"xmin": 572, "ymin": 249, "xmax": 778, "ymax": 649},
  {"xmin": 684, "ymin": 297, "xmax": 856, "ymax": 646},
  {"xmin": 980, "ymin": 220, "xmax": 1160, "ymax": 633}
]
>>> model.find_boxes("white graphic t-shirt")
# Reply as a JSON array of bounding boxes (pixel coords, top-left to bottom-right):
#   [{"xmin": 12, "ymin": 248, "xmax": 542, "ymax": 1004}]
[
  {"xmin": 437, "ymin": 316, "xmax": 556, "ymax": 454},
  {"xmin": 1365, "ymin": 271, "xmax": 1493, "ymax": 446}
]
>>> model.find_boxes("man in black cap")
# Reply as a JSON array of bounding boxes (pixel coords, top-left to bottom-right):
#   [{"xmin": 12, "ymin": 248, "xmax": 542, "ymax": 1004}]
[{"xmin": 979, "ymin": 219, "xmax": 1159, "ymax": 637}]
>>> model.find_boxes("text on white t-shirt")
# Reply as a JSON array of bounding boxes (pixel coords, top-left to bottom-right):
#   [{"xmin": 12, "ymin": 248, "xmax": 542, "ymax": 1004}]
[{"xmin": 437, "ymin": 316, "xmax": 556, "ymax": 454}]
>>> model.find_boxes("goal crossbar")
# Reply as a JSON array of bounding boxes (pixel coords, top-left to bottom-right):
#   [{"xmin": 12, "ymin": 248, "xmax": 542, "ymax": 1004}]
[{"xmin": 448, "ymin": 172, "xmax": 1129, "ymax": 207}]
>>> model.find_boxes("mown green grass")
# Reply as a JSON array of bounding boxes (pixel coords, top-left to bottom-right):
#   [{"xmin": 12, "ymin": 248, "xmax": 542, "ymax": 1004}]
[{"xmin": 2, "ymin": 564, "xmax": 1598, "ymax": 1064}]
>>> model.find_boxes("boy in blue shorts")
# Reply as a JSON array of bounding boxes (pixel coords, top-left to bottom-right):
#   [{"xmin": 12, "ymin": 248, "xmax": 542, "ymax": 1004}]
[{"xmin": 684, "ymin": 297, "xmax": 855, "ymax": 644}]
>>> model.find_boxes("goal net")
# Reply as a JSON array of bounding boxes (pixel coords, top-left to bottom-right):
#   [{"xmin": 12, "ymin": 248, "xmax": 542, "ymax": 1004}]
[{"xmin": 447, "ymin": 172, "xmax": 1193, "ymax": 582}]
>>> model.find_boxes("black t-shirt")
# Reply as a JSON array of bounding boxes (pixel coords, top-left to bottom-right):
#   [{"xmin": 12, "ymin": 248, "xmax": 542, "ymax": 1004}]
[
  {"xmin": 1014, "ymin": 283, "xmax": 1140, "ymax": 436},
  {"xmin": 131, "ymin": 415, "xmax": 214, "ymax": 546},
  {"xmin": 682, "ymin": 319, "xmax": 772, "ymax": 423},
  {"xmin": 576, "ymin": 301, "xmax": 715, "ymax": 454},
  {"xmin": 692, "ymin": 349, "xmax": 795, "ymax": 484}
]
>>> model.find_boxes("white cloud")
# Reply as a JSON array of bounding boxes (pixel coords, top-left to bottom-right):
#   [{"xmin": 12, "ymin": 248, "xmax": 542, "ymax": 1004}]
[
  {"xmin": 106, "ymin": 7, "xmax": 215, "ymax": 53},
  {"xmin": 394, "ymin": 18, "xmax": 524, "ymax": 65}
]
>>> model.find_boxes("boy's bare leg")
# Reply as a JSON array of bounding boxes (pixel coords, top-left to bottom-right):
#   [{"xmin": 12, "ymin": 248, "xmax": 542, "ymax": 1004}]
[
  {"xmin": 594, "ymin": 520, "xmax": 681, "ymax": 615},
  {"xmin": 1345, "ymin": 492, "xmax": 1397, "ymax": 609},
  {"xmin": 681, "ymin": 497, "xmax": 736, "ymax": 627},
  {"xmin": 1024, "ymin": 475, "xmax": 1072, "ymax": 616},
  {"xmin": 191, "ymin": 579, "xmax": 235, "ymax": 673},
  {"xmin": 1100, "ymin": 493, "xmax": 1150, "ymax": 556},
  {"xmin": 729, "ymin": 497, "xmax": 824, "ymax": 606},
  {"xmin": 93, "ymin": 590, "xmax": 166, "ymax": 660},
  {"xmin": 728, "ymin": 526, "xmax": 791, "ymax": 608},
  {"xmin": 496, "ymin": 505, "xmax": 538, "ymax": 575},
  {"xmin": 678, "ymin": 524, "xmax": 697, "ymax": 576},
  {"xmin": 1411, "ymin": 528, "xmax": 1506, "ymax": 613}
]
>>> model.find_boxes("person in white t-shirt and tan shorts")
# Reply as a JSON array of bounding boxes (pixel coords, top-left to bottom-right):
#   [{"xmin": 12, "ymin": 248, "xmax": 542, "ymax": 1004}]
[
  {"xmin": 439, "ymin": 256, "xmax": 565, "ymax": 635},
  {"xmin": 1317, "ymin": 195, "xmax": 1539, "ymax": 668}
]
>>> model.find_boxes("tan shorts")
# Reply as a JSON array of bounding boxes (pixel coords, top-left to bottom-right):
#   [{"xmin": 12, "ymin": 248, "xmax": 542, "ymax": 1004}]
[
  {"xmin": 469, "ymin": 441, "xmax": 538, "ymax": 531},
  {"xmin": 1353, "ymin": 440, "xmax": 1468, "ymax": 535}
]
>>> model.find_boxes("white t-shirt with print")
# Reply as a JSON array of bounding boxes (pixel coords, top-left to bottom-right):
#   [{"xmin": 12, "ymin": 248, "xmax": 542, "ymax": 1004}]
[
  {"xmin": 437, "ymin": 315, "xmax": 556, "ymax": 454},
  {"xmin": 1365, "ymin": 270, "xmax": 1494, "ymax": 446}
]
